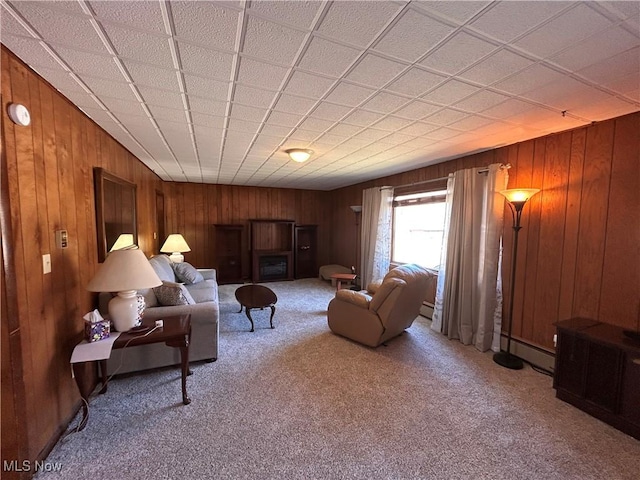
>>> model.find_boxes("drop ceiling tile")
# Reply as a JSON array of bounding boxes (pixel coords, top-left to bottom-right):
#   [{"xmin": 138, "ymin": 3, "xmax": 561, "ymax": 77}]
[
  {"xmin": 146, "ymin": 104, "xmax": 187, "ymax": 123},
  {"xmin": 314, "ymin": 132, "xmax": 348, "ymax": 145},
  {"xmin": 458, "ymin": 49, "xmax": 534, "ymax": 85},
  {"xmin": 90, "ymin": 1, "xmax": 165, "ymax": 34},
  {"xmin": 171, "ymin": 1, "xmax": 239, "ymax": 52},
  {"xmin": 189, "ymin": 95, "xmax": 227, "ymax": 116},
  {"xmin": 1, "ymin": 6, "xmax": 36, "ymax": 37},
  {"xmin": 1, "ymin": 35, "xmax": 62, "ymax": 71},
  {"xmin": 179, "ymin": 42, "xmax": 234, "ymax": 81},
  {"xmin": 124, "ymin": 61, "xmax": 180, "ymax": 90},
  {"xmin": 422, "ymin": 79, "xmax": 480, "ymax": 106},
  {"xmin": 324, "ymin": 82, "xmax": 376, "ymax": 107},
  {"xmin": 576, "ymin": 47, "xmax": 639, "ymax": 84},
  {"xmin": 272, "ymin": 93, "xmax": 317, "ymax": 114},
  {"xmin": 385, "ymin": 67, "xmax": 447, "ymax": 97},
  {"xmin": 285, "ymin": 70, "xmax": 335, "ymax": 98},
  {"xmin": 297, "ymin": 117, "xmax": 334, "ymax": 132},
  {"xmin": 549, "ymin": 27, "xmax": 639, "ymax": 72},
  {"xmin": 317, "ymin": 1, "xmax": 402, "ymax": 48},
  {"xmin": 423, "ymin": 108, "xmax": 470, "ymax": 126},
  {"xmin": 393, "ymin": 100, "xmax": 440, "ymax": 120},
  {"xmin": 243, "ymin": 15, "xmax": 307, "ymax": 64},
  {"xmin": 523, "ymin": 77, "xmax": 614, "ymax": 111},
  {"xmin": 11, "ymin": 2, "xmax": 106, "ymax": 53},
  {"xmin": 310, "ymin": 102, "xmax": 352, "ymax": 122},
  {"xmin": 260, "ymin": 124, "xmax": 294, "ymax": 137},
  {"xmin": 79, "ymin": 107, "xmax": 117, "ymax": 126},
  {"xmin": 227, "ymin": 118, "xmax": 262, "ymax": 134},
  {"xmin": 397, "ymin": 121, "xmax": 439, "ymax": 137},
  {"xmin": 449, "ymin": 115, "xmax": 496, "ymax": 131},
  {"xmin": 378, "ymin": 131, "xmax": 418, "ymax": 145},
  {"xmin": 453, "ymin": 90, "xmax": 510, "ymax": 113},
  {"xmin": 54, "ymin": 45, "xmax": 123, "ymax": 80},
  {"xmin": 32, "ymin": 67, "xmax": 86, "ymax": 94},
  {"xmin": 412, "ymin": 1, "xmax": 492, "ymax": 24},
  {"xmin": 138, "ymin": 86, "xmax": 184, "ymax": 110},
  {"xmin": 569, "ymin": 96, "xmax": 638, "ymax": 121},
  {"xmin": 373, "ymin": 7, "xmax": 456, "ymax": 63},
  {"xmin": 266, "ymin": 110, "xmax": 304, "ymax": 127},
  {"xmin": 360, "ymin": 91, "xmax": 410, "ymax": 113},
  {"xmin": 514, "ymin": 4, "xmax": 615, "ymax": 58},
  {"xmin": 351, "ymin": 128, "xmax": 390, "ymax": 142},
  {"xmin": 100, "ymin": 95, "xmax": 145, "ymax": 116},
  {"xmin": 607, "ymin": 72, "xmax": 640, "ymax": 101},
  {"xmin": 346, "ymin": 53, "xmax": 407, "ymax": 89},
  {"xmin": 420, "ymin": 31, "xmax": 498, "ymax": 76},
  {"xmin": 78, "ymin": 74, "xmax": 130, "ymax": 99},
  {"xmin": 191, "ymin": 112, "xmax": 225, "ymax": 130},
  {"xmin": 342, "ymin": 109, "xmax": 383, "ymax": 127},
  {"xmin": 229, "ymin": 103, "xmax": 268, "ymax": 122},
  {"xmin": 469, "ymin": 1, "xmax": 570, "ymax": 43},
  {"xmin": 298, "ymin": 36, "xmax": 361, "ymax": 77},
  {"xmin": 425, "ymin": 127, "xmax": 464, "ymax": 141},
  {"xmin": 101, "ymin": 23, "xmax": 173, "ymax": 69},
  {"xmin": 289, "ymin": 128, "xmax": 319, "ymax": 142},
  {"xmin": 326, "ymin": 123, "xmax": 363, "ymax": 137},
  {"xmin": 248, "ymin": 0, "xmax": 322, "ymax": 29},
  {"xmin": 492, "ymin": 64, "xmax": 565, "ymax": 95},
  {"xmin": 371, "ymin": 115, "xmax": 414, "ymax": 132},
  {"xmin": 184, "ymin": 74, "xmax": 229, "ymax": 101}
]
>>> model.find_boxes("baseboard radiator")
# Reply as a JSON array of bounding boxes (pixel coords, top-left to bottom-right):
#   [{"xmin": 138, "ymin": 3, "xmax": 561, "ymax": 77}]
[{"xmin": 418, "ymin": 302, "xmax": 556, "ymax": 373}]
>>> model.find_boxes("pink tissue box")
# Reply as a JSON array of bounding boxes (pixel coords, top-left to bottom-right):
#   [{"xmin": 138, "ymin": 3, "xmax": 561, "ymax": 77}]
[{"xmin": 84, "ymin": 319, "xmax": 110, "ymax": 342}]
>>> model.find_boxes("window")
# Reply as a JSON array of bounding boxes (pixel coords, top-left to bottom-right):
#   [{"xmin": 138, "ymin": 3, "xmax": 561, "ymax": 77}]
[{"xmin": 392, "ymin": 187, "xmax": 447, "ymax": 270}]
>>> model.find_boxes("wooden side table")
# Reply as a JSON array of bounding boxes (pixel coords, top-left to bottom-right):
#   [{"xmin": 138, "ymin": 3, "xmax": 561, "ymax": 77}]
[
  {"xmin": 72, "ymin": 314, "xmax": 192, "ymax": 430},
  {"xmin": 330, "ymin": 273, "xmax": 357, "ymax": 291}
]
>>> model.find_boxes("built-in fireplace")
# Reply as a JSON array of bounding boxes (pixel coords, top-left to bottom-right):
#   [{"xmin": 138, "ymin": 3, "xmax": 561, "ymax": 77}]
[{"xmin": 258, "ymin": 255, "xmax": 288, "ymax": 281}]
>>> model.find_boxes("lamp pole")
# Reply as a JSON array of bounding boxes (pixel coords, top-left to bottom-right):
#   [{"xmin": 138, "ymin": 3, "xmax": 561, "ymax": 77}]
[{"xmin": 493, "ymin": 189, "xmax": 540, "ymax": 370}]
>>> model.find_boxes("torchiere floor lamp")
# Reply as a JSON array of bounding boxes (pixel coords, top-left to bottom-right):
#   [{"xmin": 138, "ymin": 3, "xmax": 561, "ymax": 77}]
[{"xmin": 493, "ymin": 188, "xmax": 540, "ymax": 370}]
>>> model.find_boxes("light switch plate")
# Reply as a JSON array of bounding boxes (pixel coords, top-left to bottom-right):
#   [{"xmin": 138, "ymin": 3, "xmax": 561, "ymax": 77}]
[{"xmin": 42, "ymin": 254, "xmax": 51, "ymax": 274}]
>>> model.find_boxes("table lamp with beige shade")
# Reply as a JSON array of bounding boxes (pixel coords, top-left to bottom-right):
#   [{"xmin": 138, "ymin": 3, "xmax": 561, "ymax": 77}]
[
  {"xmin": 160, "ymin": 234, "xmax": 191, "ymax": 263},
  {"xmin": 87, "ymin": 247, "xmax": 162, "ymax": 332}
]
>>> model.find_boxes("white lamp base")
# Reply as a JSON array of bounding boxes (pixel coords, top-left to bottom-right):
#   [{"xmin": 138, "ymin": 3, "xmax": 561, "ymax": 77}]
[
  {"xmin": 109, "ymin": 290, "xmax": 143, "ymax": 332},
  {"xmin": 169, "ymin": 252, "xmax": 184, "ymax": 263}
]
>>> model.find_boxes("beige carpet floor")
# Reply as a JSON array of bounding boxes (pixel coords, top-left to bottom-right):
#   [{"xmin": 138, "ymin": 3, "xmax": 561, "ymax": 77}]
[{"xmin": 37, "ymin": 278, "xmax": 640, "ymax": 479}]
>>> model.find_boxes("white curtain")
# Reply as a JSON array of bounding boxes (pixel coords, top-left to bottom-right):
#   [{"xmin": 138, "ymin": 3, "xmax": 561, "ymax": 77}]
[
  {"xmin": 360, "ymin": 186, "xmax": 394, "ymax": 288},
  {"xmin": 432, "ymin": 164, "xmax": 508, "ymax": 352}
]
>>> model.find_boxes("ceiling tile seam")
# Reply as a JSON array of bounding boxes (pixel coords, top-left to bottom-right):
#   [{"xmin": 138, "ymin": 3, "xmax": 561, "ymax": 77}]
[
  {"xmin": 410, "ymin": 0, "xmax": 496, "ymax": 29},
  {"xmin": 244, "ymin": 7, "xmax": 318, "ymax": 34},
  {"xmin": 2, "ymin": 1, "xmax": 174, "ymax": 180},
  {"xmin": 585, "ymin": 1, "xmax": 640, "ymax": 33},
  {"xmin": 1, "ymin": 2, "xmax": 41, "ymax": 39},
  {"xmin": 243, "ymin": 0, "xmax": 433, "ymax": 185},
  {"xmin": 217, "ymin": 0, "xmax": 249, "ymax": 184},
  {"xmin": 83, "ymin": 0, "xmax": 183, "ymax": 177},
  {"xmin": 234, "ymin": 0, "xmax": 334, "ymax": 185},
  {"xmin": 162, "ymin": 0, "xmax": 202, "ymax": 182}
]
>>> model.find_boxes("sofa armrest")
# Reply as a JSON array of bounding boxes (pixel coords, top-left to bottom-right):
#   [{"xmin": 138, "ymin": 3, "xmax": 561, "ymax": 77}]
[
  {"xmin": 366, "ymin": 281, "xmax": 382, "ymax": 295},
  {"xmin": 335, "ymin": 289, "xmax": 371, "ymax": 309},
  {"xmin": 198, "ymin": 268, "xmax": 217, "ymax": 282}
]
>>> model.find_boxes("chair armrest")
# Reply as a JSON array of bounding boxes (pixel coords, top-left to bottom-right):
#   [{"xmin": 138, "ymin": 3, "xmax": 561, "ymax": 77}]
[
  {"xmin": 335, "ymin": 289, "xmax": 371, "ymax": 309},
  {"xmin": 366, "ymin": 281, "xmax": 382, "ymax": 295},
  {"xmin": 197, "ymin": 268, "xmax": 217, "ymax": 282}
]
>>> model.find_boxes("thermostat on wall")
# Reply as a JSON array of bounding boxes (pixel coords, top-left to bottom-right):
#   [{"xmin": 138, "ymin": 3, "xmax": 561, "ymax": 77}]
[{"xmin": 8, "ymin": 103, "xmax": 31, "ymax": 126}]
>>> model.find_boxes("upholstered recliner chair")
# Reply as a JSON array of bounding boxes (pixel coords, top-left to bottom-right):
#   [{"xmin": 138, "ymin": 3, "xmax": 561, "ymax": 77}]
[{"xmin": 327, "ymin": 264, "xmax": 433, "ymax": 347}]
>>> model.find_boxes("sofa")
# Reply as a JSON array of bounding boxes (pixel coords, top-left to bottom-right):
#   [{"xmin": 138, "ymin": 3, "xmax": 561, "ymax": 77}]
[
  {"xmin": 99, "ymin": 254, "xmax": 219, "ymax": 375},
  {"xmin": 327, "ymin": 264, "xmax": 433, "ymax": 347}
]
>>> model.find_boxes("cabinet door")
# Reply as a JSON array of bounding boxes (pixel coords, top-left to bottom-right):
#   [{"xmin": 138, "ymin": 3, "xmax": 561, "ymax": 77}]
[
  {"xmin": 620, "ymin": 352, "xmax": 640, "ymax": 427},
  {"xmin": 584, "ymin": 343, "xmax": 621, "ymax": 412},
  {"xmin": 554, "ymin": 331, "xmax": 588, "ymax": 395}
]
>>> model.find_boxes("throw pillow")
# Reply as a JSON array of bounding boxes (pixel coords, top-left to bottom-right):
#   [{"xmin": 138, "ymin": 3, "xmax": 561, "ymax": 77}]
[
  {"xmin": 153, "ymin": 280, "xmax": 195, "ymax": 306},
  {"xmin": 172, "ymin": 262, "xmax": 204, "ymax": 284}
]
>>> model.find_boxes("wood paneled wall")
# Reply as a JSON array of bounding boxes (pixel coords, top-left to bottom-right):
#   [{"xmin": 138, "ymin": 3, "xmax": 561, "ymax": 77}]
[
  {"xmin": 1, "ymin": 48, "xmax": 162, "ymax": 469},
  {"xmin": 328, "ymin": 112, "xmax": 639, "ymax": 350},
  {"xmin": 163, "ymin": 183, "xmax": 327, "ymax": 280}
]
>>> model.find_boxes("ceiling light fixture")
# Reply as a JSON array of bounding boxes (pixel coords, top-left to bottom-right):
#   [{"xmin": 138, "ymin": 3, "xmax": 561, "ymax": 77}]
[{"xmin": 285, "ymin": 148, "xmax": 313, "ymax": 163}]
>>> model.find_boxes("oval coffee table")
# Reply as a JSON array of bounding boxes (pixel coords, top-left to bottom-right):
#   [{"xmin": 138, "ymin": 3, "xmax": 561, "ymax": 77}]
[{"xmin": 234, "ymin": 284, "xmax": 278, "ymax": 332}]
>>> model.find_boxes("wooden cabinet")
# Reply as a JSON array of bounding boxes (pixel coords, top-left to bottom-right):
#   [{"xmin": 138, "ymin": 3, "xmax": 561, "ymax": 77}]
[
  {"xmin": 250, "ymin": 220, "xmax": 294, "ymax": 282},
  {"xmin": 554, "ymin": 318, "xmax": 640, "ymax": 440},
  {"xmin": 295, "ymin": 225, "xmax": 317, "ymax": 279},
  {"xmin": 214, "ymin": 224, "xmax": 243, "ymax": 284}
]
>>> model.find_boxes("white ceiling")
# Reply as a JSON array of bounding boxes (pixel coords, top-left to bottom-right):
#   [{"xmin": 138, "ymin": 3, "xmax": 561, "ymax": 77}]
[{"xmin": 2, "ymin": 1, "xmax": 638, "ymax": 190}]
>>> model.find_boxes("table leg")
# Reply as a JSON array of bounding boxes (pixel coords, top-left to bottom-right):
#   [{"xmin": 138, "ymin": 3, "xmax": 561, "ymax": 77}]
[
  {"xmin": 269, "ymin": 305, "xmax": 276, "ymax": 329},
  {"xmin": 179, "ymin": 339, "xmax": 191, "ymax": 405},
  {"xmin": 245, "ymin": 308, "xmax": 255, "ymax": 332},
  {"xmin": 72, "ymin": 362, "xmax": 93, "ymax": 431},
  {"xmin": 237, "ymin": 303, "xmax": 243, "ymax": 313}
]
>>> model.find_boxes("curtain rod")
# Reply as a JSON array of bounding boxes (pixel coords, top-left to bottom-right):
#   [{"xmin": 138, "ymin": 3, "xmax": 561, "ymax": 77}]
[{"xmin": 392, "ymin": 163, "xmax": 511, "ymax": 189}]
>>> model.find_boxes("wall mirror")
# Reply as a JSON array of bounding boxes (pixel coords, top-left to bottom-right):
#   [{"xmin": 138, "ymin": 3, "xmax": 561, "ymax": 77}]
[{"xmin": 94, "ymin": 167, "xmax": 137, "ymax": 262}]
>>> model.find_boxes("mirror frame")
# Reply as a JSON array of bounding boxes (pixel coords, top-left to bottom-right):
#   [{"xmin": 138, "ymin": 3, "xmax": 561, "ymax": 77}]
[{"xmin": 94, "ymin": 167, "xmax": 137, "ymax": 263}]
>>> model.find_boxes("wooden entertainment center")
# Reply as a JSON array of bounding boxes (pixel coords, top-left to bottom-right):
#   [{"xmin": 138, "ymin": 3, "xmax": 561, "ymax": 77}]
[
  {"xmin": 553, "ymin": 318, "xmax": 640, "ymax": 440},
  {"xmin": 249, "ymin": 219, "xmax": 295, "ymax": 282}
]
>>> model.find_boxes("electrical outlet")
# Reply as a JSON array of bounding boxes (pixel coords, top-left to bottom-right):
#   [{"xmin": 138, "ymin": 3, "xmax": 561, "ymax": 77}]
[
  {"xmin": 553, "ymin": 334, "xmax": 557, "ymax": 347},
  {"xmin": 42, "ymin": 254, "xmax": 51, "ymax": 274}
]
